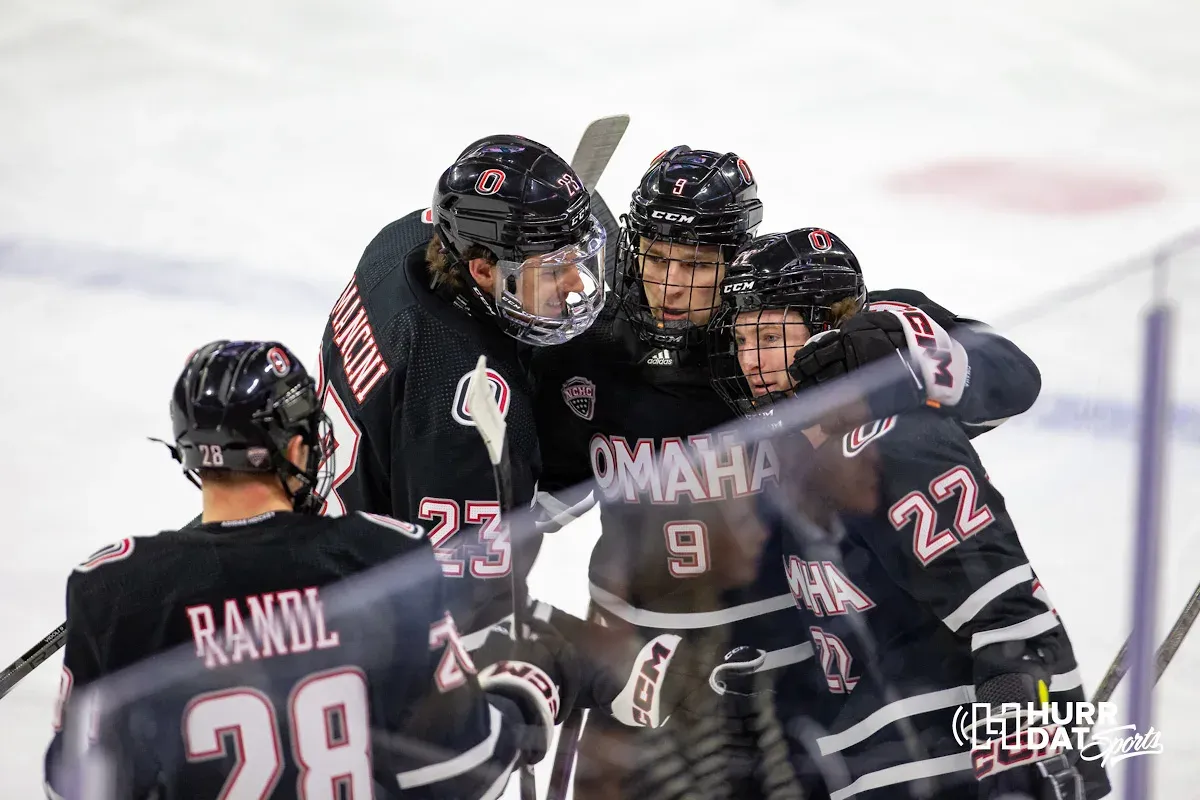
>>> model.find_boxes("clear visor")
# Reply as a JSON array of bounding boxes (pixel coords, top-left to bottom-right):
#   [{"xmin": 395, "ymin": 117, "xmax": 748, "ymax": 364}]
[{"xmin": 495, "ymin": 217, "xmax": 607, "ymax": 346}]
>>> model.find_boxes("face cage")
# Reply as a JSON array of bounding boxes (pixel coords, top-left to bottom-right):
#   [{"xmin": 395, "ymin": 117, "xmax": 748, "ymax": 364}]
[
  {"xmin": 708, "ymin": 301, "xmax": 835, "ymax": 417},
  {"xmin": 493, "ymin": 216, "xmax": 607, "ymax": 346},
  {"xmin": 617, "ymin": 225, "xmax": 736, "ymax": 351},
  {"xmin": 295, "ymin": 412, "xmax": 335, "ymax": 513}
]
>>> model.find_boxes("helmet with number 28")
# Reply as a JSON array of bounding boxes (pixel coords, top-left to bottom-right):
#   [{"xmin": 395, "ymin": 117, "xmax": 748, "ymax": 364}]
[
  {"xmin": 432, "ymin": 134, "xmax": 607, "ymax": 346},
  {"xmin": 618, "ymin": 145, "xmax": 765, "ymax": 351},
  {"xmin": 169, "ymin": 340, "xmax": 334, "ymax": 513},
  {"xmin": 709, "ymin": 228, "xmax": 866, "ymax": 416}
]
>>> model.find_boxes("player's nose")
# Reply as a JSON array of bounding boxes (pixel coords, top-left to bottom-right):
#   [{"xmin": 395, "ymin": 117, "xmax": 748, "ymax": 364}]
[{"xmin": 557, "ymin": 265, "xmax": 585, "ymax": 294}]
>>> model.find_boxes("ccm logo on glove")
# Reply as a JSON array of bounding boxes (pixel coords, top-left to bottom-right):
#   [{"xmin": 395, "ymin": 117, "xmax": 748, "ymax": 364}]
[{"xmin": 611, "ymin": 634, "xmax": 681, "ymax": 728}]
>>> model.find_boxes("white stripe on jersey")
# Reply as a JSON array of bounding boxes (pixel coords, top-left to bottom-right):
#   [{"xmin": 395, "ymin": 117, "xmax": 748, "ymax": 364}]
[
  {"xmin": 970, "ymin": 610, "xmax": 1061, "ymax": 651},
  {"xmin": 757, "ymin": 643, "xmax": 814, "ymax": 672},
  {"xmin": 395, "ymin": 703, "xmax": 505, "ymax": 789},
  {"xmin": 816, "ymin": 685, "xmax": 974, "ymax": 756},
  {"xmin": 941, "ymin": 564, "xmax": 1033, "ymax": 631},
  {"xmin": 590, "ymin": 582, "xmax": 795, "ymax": 629},
  {"xmin": 828, "ymin": 752, "xmax": 974, "ymax": 800}
]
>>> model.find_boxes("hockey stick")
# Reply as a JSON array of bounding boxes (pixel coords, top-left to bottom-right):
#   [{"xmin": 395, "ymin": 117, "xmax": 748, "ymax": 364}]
[
  {"xmin": 543, "ymin": 115, "xmax": 630, "ymax": 800},
  {"xmin": 570, "ymin": 115, "xmax": 630, "ymax": 192},
  {"xmin": 0, "ymin": 120, "xmax": 632, "ymax": 711},
  {"xmin": 0, "ymin": 622, "xmax": 66, "ymax": 701},
  {"xmin": 468, "ymin": 355, "xmax": 537, "ymax": 800},
  {"xmin": 1091, "ymin": 579, "xmax": 1200, "ymax": 703}
]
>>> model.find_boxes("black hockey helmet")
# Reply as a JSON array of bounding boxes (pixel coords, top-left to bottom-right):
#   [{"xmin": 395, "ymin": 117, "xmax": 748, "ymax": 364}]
[
  {"xmin": 168, "ymin": 340, "xmax": 333, "ymax": 513},
  {"xmin": 432, "ymin": 134, "xmax": 607, "ymax": 346},
  {"xmin": 617, "ymin": 145, "xmax": 764, "ymax": 350},
  {"xmin": 708, "ymin": 228, "xmax": 866, "ymax": 416}
]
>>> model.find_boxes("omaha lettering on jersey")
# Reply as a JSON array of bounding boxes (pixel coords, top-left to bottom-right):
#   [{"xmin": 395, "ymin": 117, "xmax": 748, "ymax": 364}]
[
  {"xmin": 330, "ymin": 278, "xmax": 390, "ymax": 404},
  {"xmin": 784, "ymin": 557, "xmax": 876, "ymax": 617},
  {"xmin": 186, "ymin": 587, "xmax": 341, "ymax": 669},
  {"xmin": 589, "ymin": 433, "xmax": 780, "ymax": 503}
]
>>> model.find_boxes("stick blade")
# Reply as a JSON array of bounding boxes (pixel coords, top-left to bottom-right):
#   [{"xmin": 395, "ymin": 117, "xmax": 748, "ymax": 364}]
[
  {"xmin": 469, "ymin": 356, "xmax": 506, "ymax": 466},
  {"xmin": 570, "ymin": 115, "xmax": 630, "ymax": 191}
]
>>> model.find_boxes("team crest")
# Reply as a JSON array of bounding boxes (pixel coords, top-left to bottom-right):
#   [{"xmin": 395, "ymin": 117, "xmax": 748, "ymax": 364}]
[
  {"xmin": 265, "ymin": 346, "xmax": 291, "ymax": 377},
  {"xmin": 452, "ymin": 368, "xmax": 511, "ymax": 427},
  {"xmin": 561, "ymin": 376, "xmax": 596, "ymax": 421}
]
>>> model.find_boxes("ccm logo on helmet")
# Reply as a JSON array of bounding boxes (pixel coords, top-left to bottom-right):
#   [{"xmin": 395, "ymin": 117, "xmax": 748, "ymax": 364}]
[
  {"xmin": 726, "ymin": 280, "xmax": 755, "ymax": 293},
  {"xmin": 650, "ymin": 210, "xmax": 697, "ymax": 224}
]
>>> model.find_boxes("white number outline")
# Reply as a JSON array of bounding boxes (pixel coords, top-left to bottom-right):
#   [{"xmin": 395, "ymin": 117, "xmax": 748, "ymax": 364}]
[
  {"xmin": 418, "ymin": 498, "xmax": 511, "ymax": 580},
  {"xmin": 887, "ymin": 465, "xmax": 994, "ymax": 566},
  {"xmin": 664, "ymin": 520, "xmax": 710, "ymax": 578},
  {"xmin": 429, "ymin": 612, "xmax": 477, "ymax": 693},
  {"xmin": 182, "ymin": 671, "xmax": 373, "ymax": 800},
  {"xmin": 318, "ymin": 382, "xmax": 361, "ymax": 518},
  {"xmin": 810, "ymin": 626, "xmax": 858, "ymax": 694},
  {"xmin": 183, "ymin": 688, "xmax": 284, "ymax": 800}
]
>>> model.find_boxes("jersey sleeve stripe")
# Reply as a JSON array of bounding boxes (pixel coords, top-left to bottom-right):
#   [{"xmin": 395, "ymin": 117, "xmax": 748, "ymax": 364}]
[
  {"xmin": 940, "ymin": 564, "xmax": 1033, "ymax": 631},
  {"xmin": 589, "ymin": 581, "xmax": 795, "ymax": 629},
  {"xmin": 1049, "ymin": 667, "xmax": 1083, "ymax": 693},
  {"xmin": 828, "ymin": 752, "xmax": 974, "ymax": 800},
  {"xmin": 969, "ymin": 610, "xmax": 1061, "ymax": 652},
  {"xmin": 815, "ymin": 684, "xmax": 974, "ymax": 756},
  {"xmin": 394, "ymin": 703, "xmax": 504, "ymax": 789},
  {"xmin": 757, "ymin": 643, "xmax": 814, "ymax": 672}
]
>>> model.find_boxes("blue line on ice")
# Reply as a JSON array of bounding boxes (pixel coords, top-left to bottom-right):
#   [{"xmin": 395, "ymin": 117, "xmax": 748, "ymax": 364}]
[{"xmin": 3, "ymin": 236, "xmax": 1197, "ymax": 445}]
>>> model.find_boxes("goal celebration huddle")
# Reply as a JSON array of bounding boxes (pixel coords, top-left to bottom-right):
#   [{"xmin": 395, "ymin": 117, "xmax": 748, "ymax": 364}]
[{"xmin": 40, "ymin": 118, "xmax": 1112, "ymax": 800}]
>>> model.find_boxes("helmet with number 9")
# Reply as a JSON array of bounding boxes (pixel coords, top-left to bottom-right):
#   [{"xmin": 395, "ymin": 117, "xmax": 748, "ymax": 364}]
[
  {"xmin": 708, "ymin": 228, "xmax": 866, "ymax": 416},
  {"xmin": 432, "ymin": 134, "xmax": 607, "ymax": 346},
  {"xmin": 618, "ymin": 145, "xmax": 764, "ymax": 350},
  {"xmin": 170, "ymin": 340, "xmax": 333, "ymax": 513}
]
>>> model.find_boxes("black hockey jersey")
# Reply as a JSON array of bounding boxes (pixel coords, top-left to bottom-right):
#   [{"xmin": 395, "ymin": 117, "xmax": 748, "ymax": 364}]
[
  {"xmin": 530, "ymin": 289, "xmax": 1043, "ymax": 654},
  {"xmin": 45, "ymin": 511, "xmax": 526, "ymax": 800},
  {"xmin": 771, "ymin": 411, "xmax": 1110, "ymax": 799},
  {"xmin": 318, "ymin": 209, "xmax": 541, "ymax": 636}
]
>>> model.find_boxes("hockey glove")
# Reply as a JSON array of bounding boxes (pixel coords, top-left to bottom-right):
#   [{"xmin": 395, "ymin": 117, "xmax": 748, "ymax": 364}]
[
  {"xmin": 473, "ymin": 618, "xmax": 581, "ymax": 764},
  {"xmin": 591, "ymin": 633, "xmax": 767, "ymax": 729},
  {"xmin": 970, "ymin": 671, "xmax": 1085, "ymax": 800},
  {"xmin": 789, "ymin": 309, "xmax": 968, "ymax": 414}
]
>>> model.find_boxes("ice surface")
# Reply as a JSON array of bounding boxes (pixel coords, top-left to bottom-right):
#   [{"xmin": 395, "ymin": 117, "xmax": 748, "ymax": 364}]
[{"xmin": 3, "ymin": 0, "xmax": 1200, "ymax": 796}]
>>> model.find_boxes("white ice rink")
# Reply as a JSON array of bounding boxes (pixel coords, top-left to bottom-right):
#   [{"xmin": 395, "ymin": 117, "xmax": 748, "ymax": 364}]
[{"xmin": 3, "ymin": 0, "xmax": 1200, "ymax": 797}]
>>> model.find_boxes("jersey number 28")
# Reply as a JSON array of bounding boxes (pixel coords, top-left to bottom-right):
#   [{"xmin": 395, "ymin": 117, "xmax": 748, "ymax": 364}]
[{"xmin": 183, "ymin": 667, "xmax": 371, "ymax": 799}]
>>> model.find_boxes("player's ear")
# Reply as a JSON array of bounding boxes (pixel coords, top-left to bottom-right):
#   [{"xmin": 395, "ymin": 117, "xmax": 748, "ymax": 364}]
[
  {"xmin": 468, "ymin": 258, "xmax": 496, "ymax": 293},
  {"xmin": 284, "ymin": 434, "xmax": 308, "ymax": 470}
]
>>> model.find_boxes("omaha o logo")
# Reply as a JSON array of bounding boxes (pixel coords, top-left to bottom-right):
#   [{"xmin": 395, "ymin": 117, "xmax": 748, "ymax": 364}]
[
  {"xmin": 475, "ymin": 169, "xmax": 506, "ymax": 196},
  {"xmin": 452, "ymin": 368, "xmax": 511, "ymax": 427}
]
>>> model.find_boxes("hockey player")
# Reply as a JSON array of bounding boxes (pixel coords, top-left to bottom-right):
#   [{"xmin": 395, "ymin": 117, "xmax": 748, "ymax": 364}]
[
  {"xmin": 709, "ymin": 231, "xmax": 1110, "ymax": 799},
  {"xmin": 317, "ymin": 134, "xmax": 607, "ymax": 640},
  {"xmin": 530, "ymin": 149, "xmax": 1046, "ymax": 799},
  {"xmin": 45, "ymin": 340, "xmax": 583, "ymax": 800}
]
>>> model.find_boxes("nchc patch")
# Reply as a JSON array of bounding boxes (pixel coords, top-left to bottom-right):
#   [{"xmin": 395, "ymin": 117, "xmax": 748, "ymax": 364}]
[{"xmin": 561, "ymin": 376, "xmax": 596, "ymax": 421}]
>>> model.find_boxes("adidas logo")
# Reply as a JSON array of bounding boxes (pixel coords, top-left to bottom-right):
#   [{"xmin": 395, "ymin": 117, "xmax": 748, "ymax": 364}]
[{"xmin": 646, "ymin": 349, "xmax": 674, "ymax": 366}]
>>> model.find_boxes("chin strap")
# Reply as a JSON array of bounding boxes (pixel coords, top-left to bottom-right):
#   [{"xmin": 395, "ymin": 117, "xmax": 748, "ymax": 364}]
[{"xmin": 148, "ymin": 437, "xmax": 201, "ymax": 490}]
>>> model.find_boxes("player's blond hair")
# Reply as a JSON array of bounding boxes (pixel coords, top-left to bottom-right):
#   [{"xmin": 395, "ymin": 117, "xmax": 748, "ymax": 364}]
[{"xmin": 828, "ymin": 295, "xmax": 863, "ymax": 328}]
